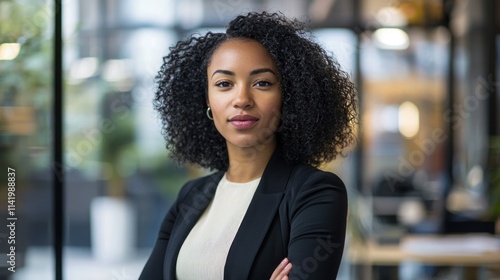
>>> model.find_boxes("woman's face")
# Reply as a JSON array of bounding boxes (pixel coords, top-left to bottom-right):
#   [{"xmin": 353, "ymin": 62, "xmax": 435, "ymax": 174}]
[{"xmin": 207, "ymin": 39, "xmax": 282, "ymax": 151}]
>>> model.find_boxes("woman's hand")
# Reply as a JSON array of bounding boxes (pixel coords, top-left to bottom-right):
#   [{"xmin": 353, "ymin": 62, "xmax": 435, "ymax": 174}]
[{"xmin": 270, "ymin": 258, "xmax": 292, "ymax": 280}]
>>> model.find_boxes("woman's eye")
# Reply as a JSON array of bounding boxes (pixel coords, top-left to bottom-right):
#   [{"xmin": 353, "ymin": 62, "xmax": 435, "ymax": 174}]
[
  {"xmin": 254, "ymin": 80, "xmax": 272, "ymax": 87},
  {"xmin": 215, "ymin": 81, "xmax": 231, "ymax": 88}
]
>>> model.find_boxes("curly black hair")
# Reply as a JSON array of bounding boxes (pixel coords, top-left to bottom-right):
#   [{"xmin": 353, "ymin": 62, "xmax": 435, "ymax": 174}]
[{"xmin": 154, "ymin": 12, "xmax": 357, "ymax": 171}]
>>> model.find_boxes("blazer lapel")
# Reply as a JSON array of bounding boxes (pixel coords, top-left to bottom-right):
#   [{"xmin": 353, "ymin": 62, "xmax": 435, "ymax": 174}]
[
  {"xmin": 224, "ymin": 150, "xmax": 294, "ymax": 279},
  {"xmin": 163, "ymin": 171, "xmax": 224, "ymax": 280}
]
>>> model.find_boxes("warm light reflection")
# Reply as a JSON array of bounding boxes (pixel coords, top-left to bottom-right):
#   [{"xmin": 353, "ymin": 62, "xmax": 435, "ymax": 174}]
[
  {"xmin": 0, "ymin": 43, "xmax": 21, "ymax": 60},
  {"xmin": 0, "ymin": 106, "xmax": 35, "ymax": 135},
  {"xmin": 398, "ymin": 101, "xmax": 419, "ymax": 138},
  {"xmin": 373, "ymin": 28, "xmax": 410, "ymax": 50}
]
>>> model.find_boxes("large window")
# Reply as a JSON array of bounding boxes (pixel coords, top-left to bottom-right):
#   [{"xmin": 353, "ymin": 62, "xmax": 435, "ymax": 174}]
[
  {"xmin": 62, "ymin": 0, "xmax": 186, "ymax": 279},
  {"xmin": 0, "ymin": 0, "xmax": 54, "ymax": 279},
  {"xmin": 361, "ymin": 27, "xmax": 449, "ymax": 233}
]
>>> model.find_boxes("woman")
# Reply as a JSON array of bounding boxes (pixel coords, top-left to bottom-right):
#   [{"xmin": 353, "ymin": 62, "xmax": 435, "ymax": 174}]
[{"xmin": 140, "ymin": 12, "xmax": 357, "ymax": 280}]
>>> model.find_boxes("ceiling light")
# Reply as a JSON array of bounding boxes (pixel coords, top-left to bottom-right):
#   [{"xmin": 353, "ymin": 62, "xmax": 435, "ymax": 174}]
[{"xmin": 374, "ymin": 28, "xmax": 410, "ymax": 50}]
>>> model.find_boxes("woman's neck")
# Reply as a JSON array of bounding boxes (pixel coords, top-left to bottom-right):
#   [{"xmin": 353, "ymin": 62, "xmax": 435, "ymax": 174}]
[{"xmin": 225, "ymin": 141, "xmax": 276, "ymax": 183}]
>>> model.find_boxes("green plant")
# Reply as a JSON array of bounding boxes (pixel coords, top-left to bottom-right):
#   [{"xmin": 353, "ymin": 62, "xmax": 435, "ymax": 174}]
[
  {"xmin": 0, "ymin": 0, "xmax": 52, "ymax": 174},
  {"xmin": 99, "ymin": 91, "xmax": 138, "ymax": 197}
]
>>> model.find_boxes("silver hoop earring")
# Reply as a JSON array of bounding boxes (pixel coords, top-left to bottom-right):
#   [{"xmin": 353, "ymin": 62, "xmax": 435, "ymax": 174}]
[{"xmin": 206, "ymin": 107, "xmax": 213, "ymax": 120}]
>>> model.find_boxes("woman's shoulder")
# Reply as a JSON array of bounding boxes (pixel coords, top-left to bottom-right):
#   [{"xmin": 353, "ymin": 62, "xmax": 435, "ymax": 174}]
[
  {"xmin": 287, "ymin": 163, "xmax": 346, "ymax": 193},
  {"xmin": 280, "ymin": 163, "xmax": 348, "ymax": 220}
]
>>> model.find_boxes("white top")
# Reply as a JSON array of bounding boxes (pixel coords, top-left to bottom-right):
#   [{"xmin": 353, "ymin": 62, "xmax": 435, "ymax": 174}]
[{"xmin": 176, "ymin": 174, "xmax": 261, "ymax": 280}]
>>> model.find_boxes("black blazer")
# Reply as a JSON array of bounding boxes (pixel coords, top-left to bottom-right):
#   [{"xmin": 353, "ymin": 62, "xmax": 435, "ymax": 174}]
[{"xmin": 139, "ymin": 150, "xmax": 348, "ymax": 280}]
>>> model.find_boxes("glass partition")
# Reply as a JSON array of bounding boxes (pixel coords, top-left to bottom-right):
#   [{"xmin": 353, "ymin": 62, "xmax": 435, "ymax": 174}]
[
  {"xmin": 61, "ymin": 0, "xmax": 189, "ymax": 278},
  {"xmin": 0, "ymin": 0, "xmax": 54, "ymax": 279}
]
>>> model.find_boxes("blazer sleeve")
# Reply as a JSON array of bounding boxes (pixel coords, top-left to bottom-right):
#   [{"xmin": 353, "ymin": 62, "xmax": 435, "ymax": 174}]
[
  {"xmin": 139, "ymin": 181, "xmax": 194, "ymax": 280},
  {"xmin": 287, "ymin": 171, "xmax": 348, "ymax": 279}
]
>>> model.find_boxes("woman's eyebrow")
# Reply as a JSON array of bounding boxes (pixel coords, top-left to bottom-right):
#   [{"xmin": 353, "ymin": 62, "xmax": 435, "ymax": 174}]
[
  {"xmin": 211, "ymin": 69, "xmax": 234, "ymax": 78},
  {"xmin": 211, "ymin": 68, "xmax": 276, "ymax": 78},
  {"xmin": 249, "ymin": 68, "xmax": 276, "ymax": 76}
]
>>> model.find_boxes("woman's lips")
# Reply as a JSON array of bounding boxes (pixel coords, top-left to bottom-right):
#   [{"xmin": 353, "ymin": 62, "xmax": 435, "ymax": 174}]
[{"xmin": 229, "ymin": 115, "xmax": 258, "ymax": 129}]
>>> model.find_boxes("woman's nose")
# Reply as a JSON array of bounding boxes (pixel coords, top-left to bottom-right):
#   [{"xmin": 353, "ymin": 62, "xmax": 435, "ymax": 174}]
[{"xmin": 233, "ymin": 86, "xmax": 253, "ymax": 109}]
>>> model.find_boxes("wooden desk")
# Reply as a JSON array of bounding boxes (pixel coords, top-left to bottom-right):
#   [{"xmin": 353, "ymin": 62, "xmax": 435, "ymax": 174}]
[{"xmin": 348, "ymin": 234, "xmax": 500, "ymax": 280}]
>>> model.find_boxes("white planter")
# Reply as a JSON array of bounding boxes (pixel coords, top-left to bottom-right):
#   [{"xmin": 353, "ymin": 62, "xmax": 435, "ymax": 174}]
[{"xmin": 90, "ymin": 197, "xmax": 136, "ymax": 263}]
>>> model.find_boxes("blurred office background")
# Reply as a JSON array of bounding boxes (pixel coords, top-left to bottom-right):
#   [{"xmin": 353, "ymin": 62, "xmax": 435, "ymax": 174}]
[{"xmin": 0, "ymin": 0, "xmax": 499, "ymax": 279}]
